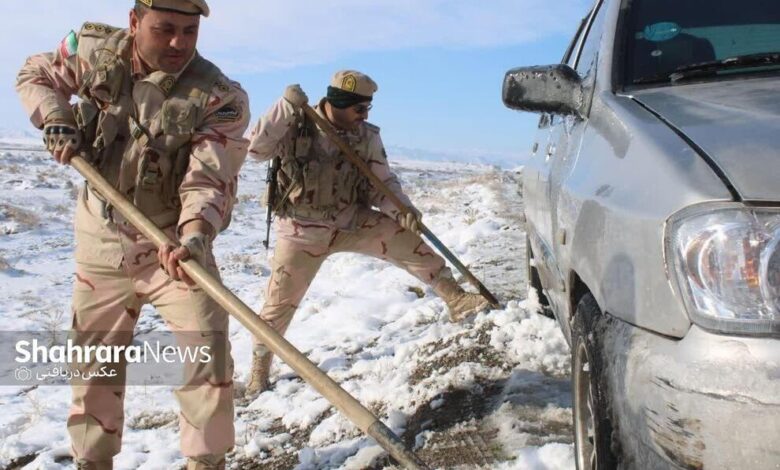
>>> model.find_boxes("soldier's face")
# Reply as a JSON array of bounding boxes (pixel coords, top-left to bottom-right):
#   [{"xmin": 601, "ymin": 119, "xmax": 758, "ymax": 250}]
[
  {"xmin": 331, "ymin": 102, "xmax": 372, "ymax": 131},
  {"xmin": 130, "ymin": 8, "xmax": 200, "ymax": 74}
]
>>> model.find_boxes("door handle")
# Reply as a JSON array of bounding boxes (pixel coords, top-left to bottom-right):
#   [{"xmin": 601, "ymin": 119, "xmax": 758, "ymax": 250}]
[{"xmin": 546, "ymin": 143, "xmax": 556, "ymax": 160}]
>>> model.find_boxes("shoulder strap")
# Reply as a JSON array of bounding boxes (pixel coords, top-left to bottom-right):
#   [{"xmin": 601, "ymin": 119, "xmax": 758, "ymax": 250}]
[
  {"xmin": 364, "ymin": 121, "xmax": 381, "ymax": 134},
  {"xmin": 78, "ymin": 27, "xmax": 130, "ymax": 103},
  {"xmin": 173, "ymin": 54, "xmax": 223, "ymax": 109},
  {"xmin": 79, "ymin": 22, "xmax": 121, "ymax": 40}
]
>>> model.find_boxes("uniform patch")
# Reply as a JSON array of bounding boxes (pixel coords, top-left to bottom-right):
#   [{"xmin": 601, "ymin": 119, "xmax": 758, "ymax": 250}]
[
  {"xmin": 59, "ymin": 31, "xmax": 78, "ymax": 59},
  {"xmin": 138, "ymin": 0, "xmax": 153, "ymax": 7},
  {"xmin": 341, "ymin": 75, "xmax": 357, "ymax": 92},
  {"xmin": 215, "ymin": 105, "xmax": 241, "ymax": 122},
  {"xmin": 214, "ymin": 79, "xmax": 230, "ymax": 93},
  {"xmin": 159, "ymin": 75, "xmax": 175, "ymax": 95}
]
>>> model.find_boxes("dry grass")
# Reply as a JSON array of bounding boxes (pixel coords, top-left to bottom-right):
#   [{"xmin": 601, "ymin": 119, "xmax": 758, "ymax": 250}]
[
  {"xmin": 0, "ymin": 203, "xmax": 40, "ymax": 232},
  {"xmin": 128, "ymin": 410, "xmax": 178, "ymax": 430},
  {"xmin": 463, "ymin": 206, "xmax": 479, "ymax": 225},
  {"xmin": 238, "ymin": 194, "xmax": 261, "ymax": 204}
]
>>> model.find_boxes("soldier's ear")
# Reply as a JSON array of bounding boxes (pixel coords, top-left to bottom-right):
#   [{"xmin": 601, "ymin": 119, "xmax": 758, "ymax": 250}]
[{"xmin": 129, "ymin": 9, "xmax": 139, "ymax": 34}]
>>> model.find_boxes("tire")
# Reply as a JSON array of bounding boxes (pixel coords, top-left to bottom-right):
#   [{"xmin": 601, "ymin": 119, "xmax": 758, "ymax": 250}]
[
  {"xmin": 526, "ymin": 236, "xmax": 553, "ymax": 318},
  {"xmin": 571, "ymin": 293, "xmax": 618, "ymax": 470}
]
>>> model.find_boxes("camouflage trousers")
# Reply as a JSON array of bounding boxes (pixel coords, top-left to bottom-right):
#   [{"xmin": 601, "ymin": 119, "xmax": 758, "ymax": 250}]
[
  {"xmin": 68, "ymin": 188, "xmax": 234, "ymax": 462},
  {"xmin": 257, "ymin": 207, "xmax": 448, "ymax": 340}
]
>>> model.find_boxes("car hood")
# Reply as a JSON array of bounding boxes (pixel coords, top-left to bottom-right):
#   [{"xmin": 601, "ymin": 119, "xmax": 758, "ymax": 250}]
[{"xmin": 632, "ymin": 76, "xmax": 780, "ymax": 202}]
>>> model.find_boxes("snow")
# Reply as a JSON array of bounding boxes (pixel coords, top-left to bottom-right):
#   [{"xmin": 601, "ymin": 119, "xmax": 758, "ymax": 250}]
[
  {"xmin": 0, "ymin": 138, "xmax": 573, "ymax": 469},
  {"xmin": 495, "ymin": 443, "xmax": 575, "ymax": 469}
]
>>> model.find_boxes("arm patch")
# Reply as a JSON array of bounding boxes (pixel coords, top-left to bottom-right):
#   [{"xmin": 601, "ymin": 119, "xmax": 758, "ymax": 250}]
[{"xmin": 59, "ymin": 31, "xmax": 78, "ymax": 59}]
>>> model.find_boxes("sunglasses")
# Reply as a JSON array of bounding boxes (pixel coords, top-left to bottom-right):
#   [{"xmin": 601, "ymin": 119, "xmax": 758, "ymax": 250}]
[{"xmin": 352, "ymin": 104, "xmax": 373, "ymax": 114}]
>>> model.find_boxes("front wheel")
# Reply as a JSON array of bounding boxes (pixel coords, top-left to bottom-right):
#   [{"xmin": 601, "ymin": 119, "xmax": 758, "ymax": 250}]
[{"xmin": 571, "ymin": 293, "xmax": 618, "ymax": 470}]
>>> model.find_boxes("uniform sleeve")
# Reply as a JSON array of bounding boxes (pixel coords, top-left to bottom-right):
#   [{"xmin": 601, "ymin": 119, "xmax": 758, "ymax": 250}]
[
  {"xmin": 364, "ymin": 131, "xmax": 415, "ymax": 220},
  {"xmin": 247, "ymin": 97, "xmax": 298, "ymax": 163},
  {"xmin": 177, "ymin": 79, "xmax": 251, "ymax": 235},
  {"xmin": 15, "ymin": 31, "xmax": 84, "ymax": 129}
]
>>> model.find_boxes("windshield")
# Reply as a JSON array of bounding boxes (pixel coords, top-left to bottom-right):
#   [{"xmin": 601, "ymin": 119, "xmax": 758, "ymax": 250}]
[{"xmin": 625, "ymin": 0, "xmax": 780, "ymax": 85}]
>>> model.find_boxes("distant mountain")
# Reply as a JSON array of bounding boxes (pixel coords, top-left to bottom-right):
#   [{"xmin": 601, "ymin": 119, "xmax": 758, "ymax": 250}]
[
  {"xmin": 385, "ymin": 144, "xmax": 523, "ymax": 169},
  {"xmin": 0, "ymin": 127, "xmax": 42, "ymax": 147},
  {"xmin": 0, "ymin": 129, "xmax": 526, "ymax": 169}
]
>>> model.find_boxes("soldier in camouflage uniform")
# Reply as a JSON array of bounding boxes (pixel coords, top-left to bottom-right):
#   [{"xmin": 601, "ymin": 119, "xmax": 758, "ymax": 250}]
[
  {"xmin": 16, "ymin": 1, "xmax": 249, "ymax": 468},
  {"xmin": 246, "ymin": 71, "xmax": 491, "ymax": 395}
]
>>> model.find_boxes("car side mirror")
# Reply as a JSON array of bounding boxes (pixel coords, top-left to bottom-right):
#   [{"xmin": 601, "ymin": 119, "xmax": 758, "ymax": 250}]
[{"xmin": 502, "ymin": 64, "xmax": 584, "ymax": 117}]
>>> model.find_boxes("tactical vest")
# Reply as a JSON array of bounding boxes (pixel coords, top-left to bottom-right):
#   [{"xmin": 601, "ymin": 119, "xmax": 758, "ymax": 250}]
[
  {"xmin": 73, "ymin": 24, "xmax": 221, "ymax": 228},
  {"xmin": 275, "ymin": 110, "xmax": 373, "ymax": 221}
]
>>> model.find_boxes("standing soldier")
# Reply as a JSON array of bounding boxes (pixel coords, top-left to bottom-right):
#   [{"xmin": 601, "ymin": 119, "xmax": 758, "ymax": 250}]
[
  {"xmin": 246, "ymin": 71, "xmax": 491, "ymax": 395},
  {"xmin": 16, "ymin": 1, "xmax": 249, "ymax": 469}
]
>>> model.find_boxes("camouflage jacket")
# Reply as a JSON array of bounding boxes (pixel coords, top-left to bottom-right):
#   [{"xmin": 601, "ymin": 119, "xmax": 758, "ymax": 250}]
[
  {"xmin": 248, "ymin": 97, "xmax": 413, "ymax": 231},
  {"xmin": 16, "ymin": 22, "xmax": 250, "ymax": 234}
]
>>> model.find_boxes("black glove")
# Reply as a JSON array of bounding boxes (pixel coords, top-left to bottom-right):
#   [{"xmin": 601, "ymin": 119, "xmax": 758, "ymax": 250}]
[{"xmin": 43, "ymin": 122, "xmax": 82, "ymax": 164}]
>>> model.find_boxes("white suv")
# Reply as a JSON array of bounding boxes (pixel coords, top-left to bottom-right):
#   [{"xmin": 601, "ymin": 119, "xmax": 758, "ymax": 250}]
[{"xmin": 502, "ymin": 0, "xmax": 780, "ymax": 468}]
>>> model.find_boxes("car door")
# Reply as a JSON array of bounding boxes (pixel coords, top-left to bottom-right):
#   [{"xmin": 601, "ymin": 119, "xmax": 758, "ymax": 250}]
[
  {"xmin": 527, "ymin": 3, "xmax": 606, "ymax": 316},
  {"xmin": 523, "ymin": 13, "xmax": 590, "ymax": 308},
  {"xmin": 542, "ymin": 0, "xmax": 608, "ymax": 316}
]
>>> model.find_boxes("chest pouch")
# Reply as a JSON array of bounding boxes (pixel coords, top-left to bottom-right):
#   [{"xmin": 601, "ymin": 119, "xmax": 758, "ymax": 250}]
[
  {"xmin": 294, "ymin": 123, "xmax": 312, "ymax": 158},
  {"xmin": 161, "ymin": 99, "xmax": 199, "ymax": 136},
  {"xmin": 73, "ymin": 101, "xmax": 99, "ymax": 161},
  {"xmin": 87, "ymin": 52, "xmax": 126, "ymax": 106}
]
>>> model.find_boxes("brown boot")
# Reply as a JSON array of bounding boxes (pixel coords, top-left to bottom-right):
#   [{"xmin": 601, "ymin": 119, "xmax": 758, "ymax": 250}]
[
  {"xmin": 187, "ymin": 454, "xmax": 225, "ymax": 470},
  {"xmin": 75, "ymin": 460, "xmax": 112, "ymax": 470},
  {"xmin": 246, "ymin": 346, "xmax": 273, "ymax": 396},
  {"xmin": 434, "ymin": 276, "xmax": 492, "ymax": 322}
]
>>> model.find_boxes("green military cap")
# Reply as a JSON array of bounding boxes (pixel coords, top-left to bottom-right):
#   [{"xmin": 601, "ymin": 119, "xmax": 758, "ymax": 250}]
[
  {"xmin": 331, "ymin": 70, "xmax": 378, "ymax": 99},
  {"xmin": 136, "ymin": 0, "xmax": 210, "ymax": 17}
]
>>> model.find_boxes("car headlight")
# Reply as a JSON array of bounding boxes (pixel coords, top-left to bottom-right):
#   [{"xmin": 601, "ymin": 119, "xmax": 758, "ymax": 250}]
[{"xmin": 666, "ymin": 203, "xmax": 780, "ymax": 336}]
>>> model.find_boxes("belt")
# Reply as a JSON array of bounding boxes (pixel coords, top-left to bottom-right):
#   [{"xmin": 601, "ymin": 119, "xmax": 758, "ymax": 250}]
[{"xmin": 284, "ymin": 205, "xmax": 335, "ymax": 221}]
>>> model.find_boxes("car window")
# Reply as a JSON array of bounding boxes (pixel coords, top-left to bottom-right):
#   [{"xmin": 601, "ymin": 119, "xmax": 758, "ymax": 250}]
[
  {"xmin": 575, "ymin": 1, "xmax": 607, "ymax": 76},
  {"xmin": 625, "ymin": 0, "xmax": 780, "ymax": 85},
  {"xmin": 539, "ymin": 12, "xmax": 593, "ymax": 129},
  {"xmin": 564, "ymin": 15, "xmax": 590, "ymax": 67},
  {"xmin": 542, "ymin": 7, "xmax": 599, "ymax": 128}
]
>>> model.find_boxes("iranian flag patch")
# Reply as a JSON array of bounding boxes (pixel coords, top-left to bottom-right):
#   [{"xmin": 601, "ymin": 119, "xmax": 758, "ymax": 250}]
[{"xmin": 59, "ymin": 31, "xmax": 78, "ymax": 59}]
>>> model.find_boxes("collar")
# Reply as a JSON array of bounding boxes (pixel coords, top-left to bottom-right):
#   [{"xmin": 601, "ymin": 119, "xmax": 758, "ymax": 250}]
[{"xmin": 131, "ymin": 39, "xmax": 197, "ymax": 94}]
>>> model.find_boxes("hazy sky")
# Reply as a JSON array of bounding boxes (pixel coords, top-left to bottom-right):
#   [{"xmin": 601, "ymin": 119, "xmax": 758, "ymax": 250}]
[{"xmin": 1, "ymin": 0, "xmax": 590, "ymax": 164}]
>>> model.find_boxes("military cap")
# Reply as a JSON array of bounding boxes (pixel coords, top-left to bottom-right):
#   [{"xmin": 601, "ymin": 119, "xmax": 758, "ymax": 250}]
[
  {"xmin": 330, "ymin": 70, "xmax": 378, "ymax": 99},
  {"xmin": 136, "ymin": 0, "xmax": 210, "ymax": 17}
]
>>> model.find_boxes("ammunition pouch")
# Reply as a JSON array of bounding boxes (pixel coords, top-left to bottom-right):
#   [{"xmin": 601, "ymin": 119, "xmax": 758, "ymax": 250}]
[{"xmin": 274, "ymin": 114, "xmax": 368, "ymax": 221}]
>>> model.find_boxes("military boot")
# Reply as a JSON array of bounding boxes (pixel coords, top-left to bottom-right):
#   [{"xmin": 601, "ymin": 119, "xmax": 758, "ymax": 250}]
[
  {"xmin": 75, "ymin": 460, "xmax": 112, "ymax": 470},
  {"xmin": 187, "ymin": 454, "xmax": 226, "ymax": 470},
  {"xmin": 245, "ymin": 346, "xmax": 273, "ymax": 396},
  {"xmin": 434, "ymin": 276, "xmax": 492, "ymax": 322}
]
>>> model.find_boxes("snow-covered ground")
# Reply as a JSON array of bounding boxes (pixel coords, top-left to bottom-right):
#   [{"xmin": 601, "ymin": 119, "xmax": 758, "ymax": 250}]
[{"xmin": 0, "ymin": 139, "xmax": 574, "ymax": 470}]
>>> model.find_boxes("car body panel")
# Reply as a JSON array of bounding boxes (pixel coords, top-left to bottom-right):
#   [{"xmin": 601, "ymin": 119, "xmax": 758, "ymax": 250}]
[
  {"xmin": 603, "ymin": 319, "xmax": 780, "ymax": 469},
  {"xmin": 632, "ymin": 77, "xmax": 780, "ymax": 202}
]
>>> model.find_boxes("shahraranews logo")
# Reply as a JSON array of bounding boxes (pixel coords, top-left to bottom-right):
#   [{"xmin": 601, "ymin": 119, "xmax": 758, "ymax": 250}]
[{"xmin": 15, "ymin": 339, "xmax": 212, "ymax": 365}]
